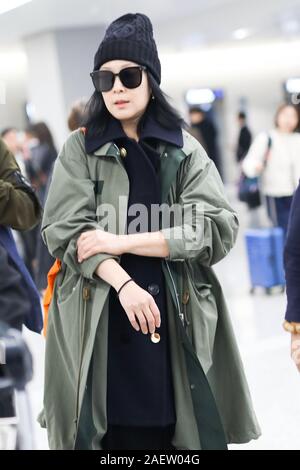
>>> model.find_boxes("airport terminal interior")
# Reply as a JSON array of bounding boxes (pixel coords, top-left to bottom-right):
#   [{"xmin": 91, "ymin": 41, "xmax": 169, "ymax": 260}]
[{"xmin": 1, "ymin": 0, "xmax": 300, "ymax": 450}]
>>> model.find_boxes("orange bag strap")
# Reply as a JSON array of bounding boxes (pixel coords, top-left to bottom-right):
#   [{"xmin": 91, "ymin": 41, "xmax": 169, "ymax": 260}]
[
  {"xmin": 42, "ymin": 126, "xmax": 86, "ymax": 336},
  {"xmin": 42, "ymin": 258, "xmax": 62, "ymax": 337}
]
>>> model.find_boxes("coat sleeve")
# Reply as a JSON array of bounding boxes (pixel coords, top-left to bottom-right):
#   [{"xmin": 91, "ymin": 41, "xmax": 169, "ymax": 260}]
[
  {"xmin": 284, "ymin": 183, "xmax": 300, "ymax": 322},
  {"xmin": 160, "ymin": 143, "xmax": 239, "ymax": 266},
  {"xmin": 0, "ymin": 139, "xmax": 41, "ymax": 230},
  {"xmin": 41, "ymin": 131, "xmax": 120, "ymax": 280}
]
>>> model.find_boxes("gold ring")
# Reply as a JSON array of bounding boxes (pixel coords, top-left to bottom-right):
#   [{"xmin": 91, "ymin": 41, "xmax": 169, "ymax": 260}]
[{"xmin": 151, "ymin": 332, "xmax": 160, "ymax": 343}]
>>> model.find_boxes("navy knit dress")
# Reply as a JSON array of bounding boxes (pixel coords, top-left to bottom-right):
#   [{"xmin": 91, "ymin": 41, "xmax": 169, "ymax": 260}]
[
  {"xmin": 106, "ymin": 135, "xmax": 176, "ymax": 429},
  {"xmin": 85, "ymin": 115, "xmax": 184, "ymax": 448}
]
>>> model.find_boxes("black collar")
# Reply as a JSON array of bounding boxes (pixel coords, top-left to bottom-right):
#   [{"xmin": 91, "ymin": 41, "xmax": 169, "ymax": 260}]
[{"xmin": 85, "ymin": 113, "xmax": 183, "ymax": 154}]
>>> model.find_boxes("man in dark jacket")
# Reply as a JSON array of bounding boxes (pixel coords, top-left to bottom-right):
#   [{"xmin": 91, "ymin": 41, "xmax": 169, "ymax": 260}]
[
  {"xmin": 0, "ymin": 137, "xmax": 42, "ymax": 333},
  {"xmin": 188, "ymin": 107, "xmax": 222, "ymax": 177},
  {"xmin": 0, "ymin": 138, "xmax": 42, "ymax": 421},
  {"xmin": 236, "ymin": 111, "xmax": 252, "ymax": 162}
]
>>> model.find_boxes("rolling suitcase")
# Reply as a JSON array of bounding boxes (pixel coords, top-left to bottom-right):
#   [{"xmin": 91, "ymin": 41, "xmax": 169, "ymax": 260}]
[{"xmin": 245, "ymin": 227, "xmax": 285, "ymax": 294}]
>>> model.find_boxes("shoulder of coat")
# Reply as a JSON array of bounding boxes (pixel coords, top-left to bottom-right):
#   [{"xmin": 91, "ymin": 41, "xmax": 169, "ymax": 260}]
[
  {"xmin": 63, "ymin": 127, "xmax": 114, "ymax": 158},
  {"xmin": 60, "ymin": 128, "xmax": 86, "ymax": 158},
  {"xmin": 181, "ymin": 128, "xmax": 211, "ymax": 164}
]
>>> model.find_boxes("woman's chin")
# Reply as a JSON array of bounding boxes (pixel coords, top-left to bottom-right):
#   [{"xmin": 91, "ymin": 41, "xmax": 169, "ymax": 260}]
[{"xmin": 111, "ymin": 109, "xmax": 134, "ymax": 121}]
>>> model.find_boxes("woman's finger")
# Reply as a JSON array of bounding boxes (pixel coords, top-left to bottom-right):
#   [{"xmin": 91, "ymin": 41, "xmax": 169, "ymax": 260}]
[
  {"xmin": 149, "ymin": 297, "xmax": 161, "ymax": 328},
  {"xmin": 134, "ymin": 310, "xmax": 148, "ymax": 334},
  {"xmin": 126, "ymin": 311, "xmax": 140, "ymax": 332},
  {"xmin": 143, "ymin": 304, "xmax": 156, "ymax": 334}
]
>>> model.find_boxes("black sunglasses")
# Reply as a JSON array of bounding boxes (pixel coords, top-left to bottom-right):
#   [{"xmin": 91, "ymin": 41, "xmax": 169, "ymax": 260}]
[{"xmin": 90, "ymin": 65, "xmax": 147, "ymax": 92}]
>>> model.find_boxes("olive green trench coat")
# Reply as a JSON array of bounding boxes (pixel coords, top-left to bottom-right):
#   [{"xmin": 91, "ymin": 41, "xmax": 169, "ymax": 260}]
[{"xmin": 38, "ymin": 128, "xmax": 261, "ymax": 449}]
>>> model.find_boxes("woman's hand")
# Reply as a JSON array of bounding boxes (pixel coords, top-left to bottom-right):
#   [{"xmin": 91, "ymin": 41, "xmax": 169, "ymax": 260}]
[
  {"xmin": 77, "ymin": 229, "xmax": 125, "ymax": 262},
  {"xmin": 291, "ymin": 333, "xmax": 300, "ymax": 372},
  {"xmin": 255, "ymin": 161, "xmax": 264, "ymax": 173},
  {"xmin": 118, "ymin": 280, "xmax": 161, "ymax": 334}
]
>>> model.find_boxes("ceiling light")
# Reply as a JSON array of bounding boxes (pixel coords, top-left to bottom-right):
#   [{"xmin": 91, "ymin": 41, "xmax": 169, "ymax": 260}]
[
  {"xmin": 285, "ymin": 78, "xmax": 300, "ymax": 93},
  {"xmin": 232, "ymin": 28, "xmax": 252, "ymax": 40},
  {"xmin": 0, "ymin": 0, "xmax": 32, "ymax": 16},
  {"xmin": 185, "ymin": 88, "xmax": 216, "ymax": 105}
]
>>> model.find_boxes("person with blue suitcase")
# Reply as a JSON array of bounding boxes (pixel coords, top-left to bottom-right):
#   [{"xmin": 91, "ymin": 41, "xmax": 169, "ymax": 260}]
[
  {"xmin": 242, "ymin": 103, "xmax": 300, "ymax": 239},
  {"xmin": 242, "ymin": 104, "xmax": 300, "ymax": 293}
]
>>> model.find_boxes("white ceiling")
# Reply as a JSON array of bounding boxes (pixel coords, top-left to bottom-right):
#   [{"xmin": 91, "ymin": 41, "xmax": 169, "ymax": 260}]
[{"xmin": 0, "ymin": 0, "xmax": 300, "ymax": 49}]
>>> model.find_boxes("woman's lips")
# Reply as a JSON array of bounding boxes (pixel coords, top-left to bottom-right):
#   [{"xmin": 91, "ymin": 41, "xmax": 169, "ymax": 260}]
[{"xmin": 115, "ymin": 100, "xmax": 129, "ymax": 107}]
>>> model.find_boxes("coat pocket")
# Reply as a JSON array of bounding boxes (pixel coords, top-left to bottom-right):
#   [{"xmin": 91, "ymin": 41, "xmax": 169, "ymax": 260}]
[
  {"xmin": 185, "ymin": 265, "xmax": 218, "ymax": 374},
  {"xmin": 57, "ymin": 264, "xmax": 81, "ymax": 305},
  {"xmin": 56, "ymin": 269, "xmax": 84, "ymax": 370}
]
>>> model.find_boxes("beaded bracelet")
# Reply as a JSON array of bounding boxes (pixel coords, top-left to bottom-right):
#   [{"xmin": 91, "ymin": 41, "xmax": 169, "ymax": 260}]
[
  {"xmin": 117, "ymin": 278, "xmax": 134, "ymax": 297},
  {"xmin": 283, "ymin": 320, "xmax": 300, "ymax": 334}
]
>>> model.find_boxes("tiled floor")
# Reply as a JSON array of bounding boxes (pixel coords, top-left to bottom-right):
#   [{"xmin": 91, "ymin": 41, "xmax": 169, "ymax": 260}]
[{"xmin": 22, "ymin": 190, "xmax": 300, "ymax": 450}]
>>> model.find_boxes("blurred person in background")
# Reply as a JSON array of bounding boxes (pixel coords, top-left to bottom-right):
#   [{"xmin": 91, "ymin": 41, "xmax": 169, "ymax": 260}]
[
  {"xmin": 242, "ymin": 103, "xmax": 300, "ymax": 238},
  {"xmin": 236, "ymin": 111, "xmax": 252, "ymax": 163},
  {"xmin": 1, "ymin": 127, "xmax": 29, "ymax": 177},
  {"xmin": 67, "ymin": 98, "xmax": 88, "ymax": 131},
  {"xmin": 23, "ymin": 122, "xmax": 57, "ymax": 292},
  {"xmin": 188, "ymin": 106, "xmax": 222, "ymax": 176},
  {"xmin": 0, "ymin": 137, "xmax": 42, "ymax": 421},
  {"xmin": 1, "ymin": 127, "xmax": 19, "ymax": 155},
  {"xmin": 0, "ymin": 137, "xmax": 42, "ymax": 331},
  {"xmin": 1, "ymin": 127, "xmax": 30, "ymax": 257},
  {"xmin": 24, "ymin": 122, "xmax": 57, "ymax": 205}
]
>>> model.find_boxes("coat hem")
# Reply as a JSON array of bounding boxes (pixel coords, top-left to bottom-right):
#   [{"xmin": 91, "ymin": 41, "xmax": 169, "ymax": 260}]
[{"xmin": 226, "ymin": 429, "xmax": 262, "ymax": 444}]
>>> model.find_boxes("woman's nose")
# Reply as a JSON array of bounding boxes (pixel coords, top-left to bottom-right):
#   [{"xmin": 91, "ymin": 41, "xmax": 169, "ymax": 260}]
[{"xmin": 113, "ymin": 75, "xmax": 125, "ymax": 92}]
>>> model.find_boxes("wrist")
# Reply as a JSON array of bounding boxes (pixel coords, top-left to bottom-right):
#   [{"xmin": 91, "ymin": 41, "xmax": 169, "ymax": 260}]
[
  {"xmin": 114, "ymin": 273, "xmax": 133, "ymax": 293},
  {"xmin": 118, "ymin": 234, "xmax": 130, "ymax": 255},
  {"xmin": 283, "ymin": 320, "xmax": 300, "ymax": 334},
  {"xmin": 116, "ymin": 278, "xmax": 135, "ymax": 297}
]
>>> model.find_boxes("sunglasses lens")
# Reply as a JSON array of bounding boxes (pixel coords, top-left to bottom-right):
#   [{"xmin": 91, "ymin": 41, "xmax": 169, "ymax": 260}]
[
  {"xmin": 120, "ymin": 67, "xmax": 142, "ymax": 89},
  {"xmin": 90, "ymin": 67, "xmax": 144, "ymax": 92},
  {"xmin": 92, "ymin": 71, "xmax": 114, "ymax": 92}
]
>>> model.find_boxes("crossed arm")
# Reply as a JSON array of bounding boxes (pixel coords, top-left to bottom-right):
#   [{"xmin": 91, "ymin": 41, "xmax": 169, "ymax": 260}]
[
  {"xmin": 77, "ymin": 229, "xmax": 170, "ymax": 263},
  {"xmin": 76, "ymin": 230, "xmax": 170, "ymax": 293}
]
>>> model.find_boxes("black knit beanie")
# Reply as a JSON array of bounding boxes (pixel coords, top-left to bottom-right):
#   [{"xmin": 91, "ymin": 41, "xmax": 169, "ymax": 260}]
[{"xmin": 93, "ymin": 13, "xmax": 161, "ymax": 85}]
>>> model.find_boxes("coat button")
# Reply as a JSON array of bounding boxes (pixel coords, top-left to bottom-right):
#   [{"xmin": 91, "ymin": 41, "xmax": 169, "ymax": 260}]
[
  {"xmin": 182, "ymin": 290, "xmax": 190, "ymax": 304},
  {"xmin": 148, "ymin": 283, "xmax": 160, "ymax": 296},
  {"xmin": 120, "ymin": 147, "xmax": 127, "ymax": 158},
  {"xmin": 190, "ymin": 384, "xmax": 195, "ymax": 390}
]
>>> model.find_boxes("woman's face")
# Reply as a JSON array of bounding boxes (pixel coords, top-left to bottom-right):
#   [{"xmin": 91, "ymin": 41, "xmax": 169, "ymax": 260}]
[
  {"xmin": 100, "ymin": 60, "xmax": 152, "ymax": 124},
  {"xmin": 277, "ymin": 106, "xmax": 299, "ymax": 133}
]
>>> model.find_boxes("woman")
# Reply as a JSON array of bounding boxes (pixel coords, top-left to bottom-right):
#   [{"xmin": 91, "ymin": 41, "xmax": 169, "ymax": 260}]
[
  {"xmin": 242, "ymin": 104, "xmax": 300, "ymax": 238},
  {"xmin": 38, "ymin": 13, "xmax": 260, "ymax": 450}
]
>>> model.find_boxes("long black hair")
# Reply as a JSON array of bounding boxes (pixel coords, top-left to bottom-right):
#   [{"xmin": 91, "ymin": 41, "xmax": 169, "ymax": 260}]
[{"xmin": 81, "ymin": 70, "xmax": 186, "ymax": 138}]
